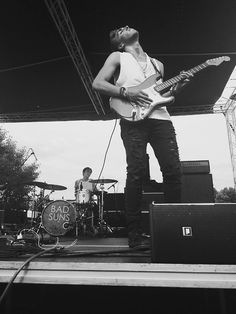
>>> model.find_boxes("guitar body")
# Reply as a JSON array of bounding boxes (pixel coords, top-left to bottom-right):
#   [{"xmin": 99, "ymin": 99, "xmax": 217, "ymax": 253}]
[{"xmin": 110, "ymin": 74, "xmax": 174, "ymax": 122}]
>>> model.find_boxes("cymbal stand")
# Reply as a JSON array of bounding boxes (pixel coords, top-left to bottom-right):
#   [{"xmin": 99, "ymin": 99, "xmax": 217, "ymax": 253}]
[
  {"xmin": 74, "ymin": 199, "xmax": 86, "ymax": 238},
  {"xmin": 97, "ymin": 183, "xmax": 112, "ymax": 235},
  {"xmin": 30, "ymin": 186, "xmax": 37, "ymax": 227}
]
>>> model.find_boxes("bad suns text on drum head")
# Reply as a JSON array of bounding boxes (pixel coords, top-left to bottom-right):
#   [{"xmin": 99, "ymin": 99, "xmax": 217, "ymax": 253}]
[{"xmin": 42, "ymin": 200, "xmax": 76, "ymax": 236}]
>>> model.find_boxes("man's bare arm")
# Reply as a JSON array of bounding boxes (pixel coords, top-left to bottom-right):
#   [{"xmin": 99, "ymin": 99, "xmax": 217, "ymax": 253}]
[{"xmin": 92, "ymin": 52, "xmax": 121, "ymax": 97}]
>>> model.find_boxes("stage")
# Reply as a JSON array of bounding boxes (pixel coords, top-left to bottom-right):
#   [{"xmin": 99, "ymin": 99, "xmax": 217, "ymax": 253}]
[
  {"xmin": 1, "ymin": 236, "xmax": 236, "ymax": 313},
  {"xmin": 1, "ymin": 236, "xmax": 236, "ymax": 289}
]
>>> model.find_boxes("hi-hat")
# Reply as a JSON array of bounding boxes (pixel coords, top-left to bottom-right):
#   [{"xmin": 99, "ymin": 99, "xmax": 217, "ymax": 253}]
[{"xmin": 90, "ymin": 179, "xmax": 118, "ymax": 184}]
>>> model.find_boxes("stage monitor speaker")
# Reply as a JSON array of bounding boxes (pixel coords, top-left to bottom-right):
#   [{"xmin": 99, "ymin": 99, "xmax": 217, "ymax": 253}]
[
  {"xmin": 181, "ymin": 173, "xmax": 214, "ymax": 203},
  {"xmin": 150, "ymin": 203, "xmax": 236, "ymax": 264}
]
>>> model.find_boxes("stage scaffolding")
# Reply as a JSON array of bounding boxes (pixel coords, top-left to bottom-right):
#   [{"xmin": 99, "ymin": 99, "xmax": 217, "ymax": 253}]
[
  {"xmin": 44, "ymin": 0, "xmax": 106, "ymax": 117},
  {"xmin": 214, "ymin": 65, "xmax": 236, "ymax": 190}
]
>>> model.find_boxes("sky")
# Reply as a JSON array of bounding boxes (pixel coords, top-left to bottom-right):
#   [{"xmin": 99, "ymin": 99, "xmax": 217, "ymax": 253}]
[{"xmin": 1, "ymin": 113, "xmax": 234, "ymax": 201}]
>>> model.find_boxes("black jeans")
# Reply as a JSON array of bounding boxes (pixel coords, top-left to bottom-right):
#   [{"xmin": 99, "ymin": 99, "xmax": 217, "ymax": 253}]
[{"xmin": 120, "ymin": 118, "xmax": 182, "ymax": 234}]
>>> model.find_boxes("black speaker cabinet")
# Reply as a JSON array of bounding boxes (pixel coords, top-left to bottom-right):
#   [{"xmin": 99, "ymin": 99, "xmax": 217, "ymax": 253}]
[
  {"xmin": 181, "ymin": 173, "xmax": 214, "ymax": 203},
  {"xmin": 150, "ymin": 203, "xmax": 236, "ymax": 264},
  {"xmin": 103, "ymin": 193, "xmax": 125, "ymax": 229},
  {"xmin": 141, "ymin": 192, "xmax": 164, "ymax": 234},
  {"xmin": 141, "ymin": 192, "xmax": 164, "ymax": 211},
  {"xmin": 103, "ymin": 193, "xmax": 125, "ymax": 211}
]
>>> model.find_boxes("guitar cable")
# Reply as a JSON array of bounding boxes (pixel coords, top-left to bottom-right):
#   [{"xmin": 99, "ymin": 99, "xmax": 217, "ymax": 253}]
[
  {"xmin": 94, "ymin": 118, "xmax": 118, "ymax": 190},
  {"xmin": 0, "ymin": 246, "xmax": 62, "ymax": 308}
]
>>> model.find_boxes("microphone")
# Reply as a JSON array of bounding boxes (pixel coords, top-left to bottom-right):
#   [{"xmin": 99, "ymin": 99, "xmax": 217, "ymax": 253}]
[
  {"xmin": 30, "ymin": 148, "xmax": 38, "ymax": 161},
  {"xmin": 80, "ymin": 182, "xmax": 83, "ymax": 191},
  {"xmin": 107, "ymin": 183, "xmax": 117, "ymax": 190}
]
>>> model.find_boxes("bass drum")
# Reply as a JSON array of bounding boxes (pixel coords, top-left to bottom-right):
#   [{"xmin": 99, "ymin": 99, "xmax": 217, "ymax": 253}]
[{"xmin": 41, "ymin": 200, "xmax": 76, "ymax": 237}]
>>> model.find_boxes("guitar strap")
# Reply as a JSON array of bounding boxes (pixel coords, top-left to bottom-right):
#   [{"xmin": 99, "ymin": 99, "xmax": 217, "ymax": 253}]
[{"xmin": 150, "ymin": 58, "xmax": 163, "ymax": 78}]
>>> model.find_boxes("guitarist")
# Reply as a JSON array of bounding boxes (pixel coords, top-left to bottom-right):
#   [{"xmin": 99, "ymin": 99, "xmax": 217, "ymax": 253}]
[{"xmin": 92, "ymin": 26, "xmax": 192, "ymax": 249}]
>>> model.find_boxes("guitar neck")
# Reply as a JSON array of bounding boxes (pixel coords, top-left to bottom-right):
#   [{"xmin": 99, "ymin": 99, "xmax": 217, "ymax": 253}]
[{"xmin": 155, "ymin": 61, "xmax": 210, "ymax": 92}]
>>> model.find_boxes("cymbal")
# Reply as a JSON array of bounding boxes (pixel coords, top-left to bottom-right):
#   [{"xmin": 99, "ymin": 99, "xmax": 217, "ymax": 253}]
[
  {"xmin": 44, "ymin": 184, "xmax": 67, "ymax": 191},
  {"xmin": 24, "ymin": 181, "xmax": 47, "ymax": 189},
  {"xmin": 90, "ymin": 179, "xmax": 118, "ymax": 184},
  {"xmin": 25, "ymin": 181, "xmax": 67, "ymax": 191}
]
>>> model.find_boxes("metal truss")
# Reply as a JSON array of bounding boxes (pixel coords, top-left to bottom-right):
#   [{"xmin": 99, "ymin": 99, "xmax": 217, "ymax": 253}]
[
  {"xmin": 0, "ymin": 104, "xmax": 214, "ymax": 123},
  {"xmin": 169, "ymin": 104, "xmax": 214, "ymax": 116},
  {"xmin": 215, "ymin": 89, "xmax": 236, "ymax": 189},
  {"xmin": 223, "ymin": 98, "xmax": 236, "ymax": 189},
  {"xmin": 0, "ymin": 110, "xmax": 112, "ymax": 123},
  {"xmin": 44, "ymin": 0, "xmax": 106, "ymax": 116}
]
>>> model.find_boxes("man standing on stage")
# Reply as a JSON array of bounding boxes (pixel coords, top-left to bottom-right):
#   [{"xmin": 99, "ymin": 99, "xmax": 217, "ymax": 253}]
[{"xmin": 92, "ymin": 26, "xmax": 191, "ymax": 248}]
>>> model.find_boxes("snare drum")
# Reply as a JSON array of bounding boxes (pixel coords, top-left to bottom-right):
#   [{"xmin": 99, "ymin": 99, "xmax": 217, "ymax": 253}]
[
  {"xmin": 41, "ymin": 200, "xmax": 76, "ymax": 236},
  {"xmin": 76, "ymin": 189, "xmax": 90, "ymax": 204}
]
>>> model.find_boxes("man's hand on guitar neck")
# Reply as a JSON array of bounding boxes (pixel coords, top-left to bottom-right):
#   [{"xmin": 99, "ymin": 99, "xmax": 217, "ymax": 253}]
[
  {"xmin": 121, "ymin": 86, "xmax": 152, "ymax": 107},
  {"xmin": 170, "ymin": 70, "xmax": 193, "ymax": 95}
]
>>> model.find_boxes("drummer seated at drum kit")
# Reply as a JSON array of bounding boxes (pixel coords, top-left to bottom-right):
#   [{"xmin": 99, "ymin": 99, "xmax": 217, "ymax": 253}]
[
  {"xmin": 74, "ymin": 167, "xmax": 99, "ymax": 232},
  {"xmin": 74, "ymin": 167, "xmax": 97, "ymax": 201}
]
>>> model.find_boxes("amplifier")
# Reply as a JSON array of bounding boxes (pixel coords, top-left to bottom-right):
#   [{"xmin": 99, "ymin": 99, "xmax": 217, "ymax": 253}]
[
  {"xmin": 141, "ymin": 192, "xmax": 164, "ymax": 234},
  {"xmin": 141, "ymin": 192, "xmax": 164, "ymax": 212},
  {"xmin": 103, "ymin": 193, "xmax": 125, "ymax": 211},
  {"xmin": 181, "ymin": 173, "xmax": 214, "ymax": 203},
  {"xmin": 181, "ymin": 160, "xmax": 210, "ymax": 174}
]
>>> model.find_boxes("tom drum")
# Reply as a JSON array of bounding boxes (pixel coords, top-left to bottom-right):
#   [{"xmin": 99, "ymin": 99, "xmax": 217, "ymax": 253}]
[{"xmin": 76, "ymin": 189, "xmax": 90, "ymax": 204}]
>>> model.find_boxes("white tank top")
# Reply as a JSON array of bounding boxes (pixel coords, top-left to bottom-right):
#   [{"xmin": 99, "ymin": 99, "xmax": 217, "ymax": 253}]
[{"xmin": 116, "ymin": 52, "xmax": 171, "ymax": 121}]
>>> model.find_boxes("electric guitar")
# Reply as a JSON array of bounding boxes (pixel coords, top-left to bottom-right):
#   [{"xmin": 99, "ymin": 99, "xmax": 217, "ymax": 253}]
[{"xmin": 110, "ymin": 56, "xmax": 230, "ymax": 122}]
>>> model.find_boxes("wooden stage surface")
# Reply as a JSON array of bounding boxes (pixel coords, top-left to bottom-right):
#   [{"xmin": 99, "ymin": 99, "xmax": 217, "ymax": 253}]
[{"xmin": 1, "ymin": 236, "xmax": 236, "ymax": 290}]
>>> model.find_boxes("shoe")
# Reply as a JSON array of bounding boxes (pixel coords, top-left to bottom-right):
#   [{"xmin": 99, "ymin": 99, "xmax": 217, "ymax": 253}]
[{"xmin": 128, "ymin": 232, "xmax": 150, "ymax": 249}]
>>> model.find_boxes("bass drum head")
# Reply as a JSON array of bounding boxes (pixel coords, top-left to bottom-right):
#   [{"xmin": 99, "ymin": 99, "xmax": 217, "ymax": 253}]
[{"xmin": 41, "ymin": 200, "xmax": 76, "ymax": 237}]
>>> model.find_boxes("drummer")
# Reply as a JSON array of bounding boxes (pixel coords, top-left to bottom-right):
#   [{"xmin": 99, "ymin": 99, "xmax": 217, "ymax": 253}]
[{"xmin": 74, "ymin": 167, "xmax": 96, "ymax": 200}]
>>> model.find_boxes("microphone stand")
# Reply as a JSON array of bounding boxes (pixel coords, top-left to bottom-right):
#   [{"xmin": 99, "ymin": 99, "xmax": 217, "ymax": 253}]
[{"xmin": 107, "ymin": 182, "xmax": 117, "ymax": 191}]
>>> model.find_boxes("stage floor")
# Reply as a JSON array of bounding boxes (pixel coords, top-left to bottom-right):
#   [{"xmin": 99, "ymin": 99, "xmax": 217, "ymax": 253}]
[{"xmin": 1, "ymin": 236, "xmax": 236, "ymax": 289}]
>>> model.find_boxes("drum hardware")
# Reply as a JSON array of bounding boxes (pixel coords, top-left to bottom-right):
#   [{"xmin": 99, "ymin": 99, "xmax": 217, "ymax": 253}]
[
  {"xmin": 75, "ymin": 205, "xmax": 95, "ymax": 237},
  {"xmin": 96, "ymin": 183, "xmax": 113, "ymax": 236},
  {"xmin": 90, "ymin": 178, "xmax": 117, "ymax": 234},
  {"xmin": 74, "ymin": 187, "xmax": 100, "ymax": 237},
  {"xmin": 25, "ymin": 183, "xmax": 66, "ymax": 227},
  {"xmin": 75, "ymin": 200, "xmax": 98, "ymax": 237}
]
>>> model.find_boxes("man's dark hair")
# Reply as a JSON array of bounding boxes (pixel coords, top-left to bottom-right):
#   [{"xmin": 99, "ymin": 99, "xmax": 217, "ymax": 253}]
[
  {"xmin": 83, "ymin": 167, "xmax": 92, "ymax": 174},
  {"xmin": 109, "ymin": 29, "xmax": 123, "ymax": 52}
]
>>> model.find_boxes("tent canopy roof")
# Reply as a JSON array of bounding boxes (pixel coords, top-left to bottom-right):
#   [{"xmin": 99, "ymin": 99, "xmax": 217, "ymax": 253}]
[{"xmin": 0, "ymin": 1, "xmax": 235, "ymax": 122}]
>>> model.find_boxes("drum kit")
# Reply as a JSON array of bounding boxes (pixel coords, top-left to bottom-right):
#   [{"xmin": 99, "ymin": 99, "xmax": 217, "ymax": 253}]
[{"xmin": 18, "ymin": 178, "xmax": 118, "ymax": 243}]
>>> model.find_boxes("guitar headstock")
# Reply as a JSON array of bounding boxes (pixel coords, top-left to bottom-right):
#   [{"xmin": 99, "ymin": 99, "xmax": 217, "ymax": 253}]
[{"xmin": 206, "ymin": 56, "xmax": 231, "ymax": 66}]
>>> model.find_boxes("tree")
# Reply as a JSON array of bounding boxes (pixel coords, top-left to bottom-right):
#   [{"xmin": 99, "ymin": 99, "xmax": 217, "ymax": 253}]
[
  {"xmin": 0, "ymin": 127, "xmax": 40, "ymax": 225},
  {"xmin": 215, "ymin": 187, "xmax": 236, "ymax": 203}
]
